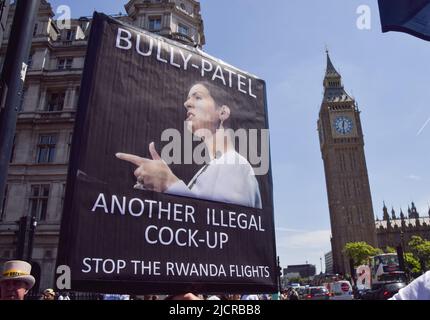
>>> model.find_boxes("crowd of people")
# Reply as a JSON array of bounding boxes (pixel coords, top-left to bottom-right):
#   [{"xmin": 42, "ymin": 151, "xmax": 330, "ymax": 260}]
[
  {"xmin": 0, "ymin": 259, "xmax": 428, "ymax": 300},
  {"xmin": 281, "ymin": 288, "xmax": 299, "ymax": 300}
]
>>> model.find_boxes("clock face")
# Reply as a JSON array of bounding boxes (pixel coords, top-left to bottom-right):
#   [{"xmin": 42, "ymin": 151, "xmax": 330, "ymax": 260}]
[{"xmin": 334, "ymin": 116, "xmax": 354, "ymax": 135}]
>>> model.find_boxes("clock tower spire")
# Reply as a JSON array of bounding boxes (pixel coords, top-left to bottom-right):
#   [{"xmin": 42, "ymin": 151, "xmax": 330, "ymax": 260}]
[
  {"xmin": 318, "ymin": 52, "xmax": 377, "ymax": 275},
  {"xmin": 324, "ymin": 50, "xmax": 342, "ymax": 87}
]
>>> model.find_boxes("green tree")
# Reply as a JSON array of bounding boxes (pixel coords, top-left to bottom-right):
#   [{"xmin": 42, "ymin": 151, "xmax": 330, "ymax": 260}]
[
  {"xmin": 404, "ymin": 252, "xmax": 421, "ymax": 276},
  {"xmin": 408, "ymin": 236, "xmax": 430, "ymax": 271},
  {"xmin": 343, "ymin": 242, "xmax": 382, "ymax": 267},
  {"xmin": 384, "ymin": 246, "xmax": 396, "ymax": 254},
  {"xmin": 409, "ymin": 235, "xmax": 425, "ymax": 248}
]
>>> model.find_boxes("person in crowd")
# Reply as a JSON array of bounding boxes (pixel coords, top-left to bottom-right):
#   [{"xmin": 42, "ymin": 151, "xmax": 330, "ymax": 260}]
[
  {"xmin": 241, "ymin": 294, "xmax": 260, "ymax": 300},
  {"xmin": 280, "ymin": 290, "xmax": 289, "ymax": 300},
  {"xmin": 390, "ymin": 271, "xmax": 430, "ymax": 300},
  {"xmin": 165, "ymin": 293, "xmax": 202, "ymax": 300},
  {"xmin": 0, "ymin": 260, "xmax": 35, "ymax": 300},
  {"xmin": 58, "ymin": 291, "xmax": 71, "ymax": 300},
  {"xmin": 288, "ymin": 288, "xmax": 299, "ymax": 300},
  {"xmin": 41, "ymin": 288, "xmax": 56, "ymax": 300}
]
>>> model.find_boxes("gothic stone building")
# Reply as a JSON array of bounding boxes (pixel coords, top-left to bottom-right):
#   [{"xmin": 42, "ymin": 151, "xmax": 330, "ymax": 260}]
[
  {"xmin": 376, "ymin": 202, "xmax": 430, "ymax": 251},
  {"xmin": 319, "ymin": 54, "xmax": 430, "ymax": 274},
  {"xmin": 318, "ymin": 52, "xmax": 377, "ymax": 275},
  {"xmin": 0, "ymin": 0, "xmax": 205, "ymax": 292}
]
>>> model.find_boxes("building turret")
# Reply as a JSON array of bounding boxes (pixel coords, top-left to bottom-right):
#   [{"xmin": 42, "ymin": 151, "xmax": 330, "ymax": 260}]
[
  {"xmin": 383, "ymin": 202, "xmax": 390, "ymax": 221},
  {"xmin": 391, "ymin": 207, "xmax": 396, "ymax": 220},
  {"xmin": 409, "ymin": 202, "xmax": 419, "ymax": 219},
  {"xmin": 125, "ymin": 0, "xmax": 205, "ymax": 48}
]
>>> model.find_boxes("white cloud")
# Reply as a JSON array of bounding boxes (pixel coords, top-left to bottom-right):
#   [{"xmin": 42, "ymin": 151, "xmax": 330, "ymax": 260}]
[
  {"xmin": 406, "ymin": 174, "xmax": 422, "ymax": 181},
  {"xmin": 275, "ymin": 229, "xmax": 332, "ymax": 273},
  {"xmin": 417, "ymin": 117, "xmax": 430, "ymax": 136},
  {"xmin": 277, "ymin": 229, "xmax": 331, "ymax": 250}
]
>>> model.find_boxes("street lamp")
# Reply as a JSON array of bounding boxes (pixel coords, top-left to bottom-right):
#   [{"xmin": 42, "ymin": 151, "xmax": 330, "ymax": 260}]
[
  {"xmin": 399, "ymin": 230, "xmax": 409, "ymax": 280},
  {"xmin": 400, "ymin": 230, "xmax": 406, "ymax": 252}
]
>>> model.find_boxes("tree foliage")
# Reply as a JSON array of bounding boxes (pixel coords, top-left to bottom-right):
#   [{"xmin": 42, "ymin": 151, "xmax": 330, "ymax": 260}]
[
  {"xmin": 343, "ymin": 242, "xmax": 382, "ymax": 266},
  {"xmin": 404, "ymin": 252, "xmax": 421, "ymax": 275},
  {"xmin": 408, "ymin": 236, "xmax": 430, "ymax": 271},
  {"xmin": 384, "ymin": 246, "xmax": 396, "ymax": 254}
]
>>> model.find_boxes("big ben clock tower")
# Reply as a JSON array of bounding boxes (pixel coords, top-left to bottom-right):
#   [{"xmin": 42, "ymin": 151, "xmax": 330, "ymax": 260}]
[{"xmin": 318, "ymin": 52, "xmax": 377, "ymax": 275}]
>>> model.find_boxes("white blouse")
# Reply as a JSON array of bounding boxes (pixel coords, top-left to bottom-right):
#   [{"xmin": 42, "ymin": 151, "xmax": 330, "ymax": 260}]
[{"xmin": 166, "ymin": 150, "xmax": 262, "ymax": 209}]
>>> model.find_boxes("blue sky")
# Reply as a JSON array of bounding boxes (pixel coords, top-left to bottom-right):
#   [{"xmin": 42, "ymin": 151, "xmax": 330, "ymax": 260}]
[{"xmin": 49, "ymin": 0, "xmax": 430, "ymax": 274}]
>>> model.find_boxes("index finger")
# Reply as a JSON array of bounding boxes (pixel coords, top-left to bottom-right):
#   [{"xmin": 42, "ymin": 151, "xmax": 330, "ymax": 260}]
[{"xmin": 116, "ymin": 153, "xmax": 148, "ymax": 166}]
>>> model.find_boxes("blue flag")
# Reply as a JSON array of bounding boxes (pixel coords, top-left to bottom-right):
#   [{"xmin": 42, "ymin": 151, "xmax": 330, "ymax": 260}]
[{"xmin": 378, "ymin": 0, "xmax": 430, "ymax": 41}]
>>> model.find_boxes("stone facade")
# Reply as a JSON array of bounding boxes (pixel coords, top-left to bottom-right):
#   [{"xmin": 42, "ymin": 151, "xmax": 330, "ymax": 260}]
[
  {"xmin": 0, "ymin": 0, "xmax": 205, "ymax": 292},
  {"xmin": 376, "ymin": 203, "xmax": 430, "ymax": 250},
  {"xmin": 318, "ymin": 52, "xmax": 377, "ymax": 275},
  {"xmin": 125, "ymin": 0, "xmax": 205, "ymax": 47},
  {"xmin": 0, "ymin": 0, "xmax": 9, "ymax": 46},
  {"xmin": 324, "ymin": 251, "xmax": 333, "ymax": 274},
  {"xmin": 284, "ymin": 264, "xmax": 316, "ymax": 279},
  {"xmin": 319, "ymin": 54, "xmax": 430, "ymax": 276}
]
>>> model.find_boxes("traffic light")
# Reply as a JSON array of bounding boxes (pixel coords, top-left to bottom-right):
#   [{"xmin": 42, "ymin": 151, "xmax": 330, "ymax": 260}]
[
  {"xmin": 27, "ymin": 215, "xmax": 37, "ymax": 261},
  {"xmin": 29, "ymin": 215, "xmax": 37, "ymax": 230},
  {"xmin": 15, "ymin": 216, "xmax": 27, "ymax": 259}
]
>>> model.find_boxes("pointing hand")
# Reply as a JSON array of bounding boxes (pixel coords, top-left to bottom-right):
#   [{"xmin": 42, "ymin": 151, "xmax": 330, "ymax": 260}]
[{"xmin": 116, "ymin": 142, "xmax": 179, "ymax": 192}]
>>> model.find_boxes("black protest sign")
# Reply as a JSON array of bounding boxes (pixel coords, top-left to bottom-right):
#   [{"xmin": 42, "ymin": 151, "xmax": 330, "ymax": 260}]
[{"xmin": 57, "ymin": 13, "xmax": 277, "ymax": 295}]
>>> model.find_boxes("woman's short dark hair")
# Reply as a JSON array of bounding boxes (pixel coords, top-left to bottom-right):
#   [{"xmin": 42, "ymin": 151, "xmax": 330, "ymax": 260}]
[
  {"xmin": 192, "ymin": 80, "xmax": 232, "ymax": 129},
  {"xmin": 193, "ymin": 81, "xmax": 228, "ymax": 109}
]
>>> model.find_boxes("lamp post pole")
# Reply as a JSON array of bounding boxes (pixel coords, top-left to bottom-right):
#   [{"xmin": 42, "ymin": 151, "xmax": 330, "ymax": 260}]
[
  {"xmin": 399, "ymin": 230, "xmax": 410, "ymax": 281},
  {"xmin": 0, "ymin": 0, "xmax": 41, "ymax": 211},
  {"xmin": 400, "ymin": 230, "xmax": 406, "ymax": 252}
]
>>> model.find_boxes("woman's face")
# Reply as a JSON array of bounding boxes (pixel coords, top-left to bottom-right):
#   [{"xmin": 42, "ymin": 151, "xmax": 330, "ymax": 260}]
[{"xmin": 184, "ymin": 84, "xmax": 220, "ymax": 136}]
